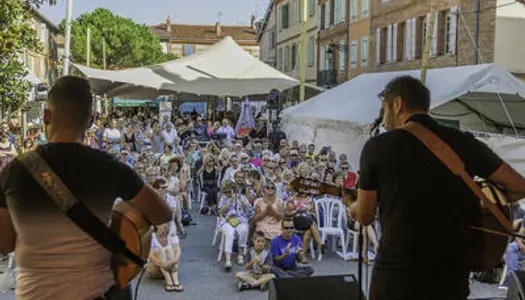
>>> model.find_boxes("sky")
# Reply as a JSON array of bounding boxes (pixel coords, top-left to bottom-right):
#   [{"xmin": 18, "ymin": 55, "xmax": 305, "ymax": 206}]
[{"xmin": 39, "ymin": 0, "xmax": 270, "ymax": 27}]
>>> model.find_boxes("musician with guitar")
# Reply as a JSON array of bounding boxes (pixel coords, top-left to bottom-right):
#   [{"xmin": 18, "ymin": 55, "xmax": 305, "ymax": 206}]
[
  {"xmin": 350, "ymin": 76, "xmax": 525, "ymax": 299},
  {"xmin": 0, "ymin": 77, "xmax": 173, "ymax": 300}
]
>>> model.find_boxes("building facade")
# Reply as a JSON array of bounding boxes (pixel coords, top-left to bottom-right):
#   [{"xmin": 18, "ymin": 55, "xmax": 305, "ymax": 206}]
[
  {"xmin": 495, "ymin": 0, "xmax": 525, "ymax": 81},
  {"xmin": 275, "ymin": 0, "xmax": 319, "ymax": 83},
  {"xmin": 25, "ymin": 7, "xmax": 60, "ymax": 86},
  {"xmin": 257, "ymin": 0, "xmax": 277, "ymax": 67},
  {"xmin": 369, "ymin": 0, "xmax": 497, "ymax": 73},
  {"xmin": 150, "ymin": 17, "xmax": 259, "ymax": 59},
  {"xmin": 347, "ymin": 0, "xmax": 371, "ymax": 79},
  {"xmin": 317, "ymin": 0, "xmax": 349, "ymax": 88}
]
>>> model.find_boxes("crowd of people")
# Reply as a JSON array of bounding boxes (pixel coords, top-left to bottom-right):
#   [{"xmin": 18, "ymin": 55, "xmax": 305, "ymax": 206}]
[{"xmin": 69, "ymin": 105, "xmax": 377, "ymax": 293}]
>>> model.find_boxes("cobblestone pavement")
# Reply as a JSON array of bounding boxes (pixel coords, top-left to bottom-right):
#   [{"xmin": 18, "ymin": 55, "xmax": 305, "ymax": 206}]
[{"xmin": 0, "ymin": 214, "xmax": 500, "ymax": 300}]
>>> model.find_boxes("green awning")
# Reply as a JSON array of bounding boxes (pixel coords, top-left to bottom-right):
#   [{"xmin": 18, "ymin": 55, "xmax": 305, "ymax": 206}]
[{"xmin": 113, "ymin": 98, "xmax": 152, "ymax": 107}]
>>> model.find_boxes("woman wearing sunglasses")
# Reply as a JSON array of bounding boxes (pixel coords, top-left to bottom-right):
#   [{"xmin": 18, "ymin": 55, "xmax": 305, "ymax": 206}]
[{"xmin": 251, "ymin": 181, "xmax": 285, "ymax": 242}]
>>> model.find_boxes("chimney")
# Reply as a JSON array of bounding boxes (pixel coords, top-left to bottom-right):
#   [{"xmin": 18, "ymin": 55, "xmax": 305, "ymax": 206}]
[
  {"xmin": 215, "ymin": 21, "xmax": 221, "ymax": 37},
  {"xmin": 166, "ymin": 15, "xmax": 172, "ymax": 32},
  {"xmin": 251, "ymin": 15, "xmax": 256, "ymax": 29}
]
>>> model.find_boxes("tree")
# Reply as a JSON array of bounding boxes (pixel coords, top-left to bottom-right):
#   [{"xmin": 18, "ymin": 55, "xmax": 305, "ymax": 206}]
[
  {"xmin": 0, "ymin": 0, "xmax": 41, "ymax": 111},
  {"xmin": 61, "ymin": 8, "xmax": 177, "ymax": 70}
]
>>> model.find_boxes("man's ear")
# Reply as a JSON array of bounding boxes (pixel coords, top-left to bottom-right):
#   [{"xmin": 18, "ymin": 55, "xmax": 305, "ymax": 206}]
[
  {"xmin": 43, "ymin": 109, "xmax": 51, "ymax": 125},
  {"xmin": 393, "ymin": 96, "xmax": 403, "ymax": 115}
]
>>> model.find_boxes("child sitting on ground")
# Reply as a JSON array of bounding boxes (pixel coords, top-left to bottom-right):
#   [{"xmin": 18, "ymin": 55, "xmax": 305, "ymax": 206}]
[{"xmin": 236, "ymin": 231, "xmax": 276, "ymax": 291}]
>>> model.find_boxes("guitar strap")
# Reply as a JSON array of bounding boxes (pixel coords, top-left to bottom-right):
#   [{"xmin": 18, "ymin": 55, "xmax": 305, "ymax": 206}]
[
  {"xmin": 17, "ymin": 151, "xmax": 146, "ymax": 267},
  {"xmin": 402, "ymin": 121, "xmax": 514, "ymax": 234}
]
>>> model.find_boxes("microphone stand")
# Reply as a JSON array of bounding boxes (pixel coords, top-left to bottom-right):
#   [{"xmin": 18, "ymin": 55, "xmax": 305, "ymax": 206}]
[{"xmin": 357, "ymin": 225, "xmax": 364, "ymax": 300}]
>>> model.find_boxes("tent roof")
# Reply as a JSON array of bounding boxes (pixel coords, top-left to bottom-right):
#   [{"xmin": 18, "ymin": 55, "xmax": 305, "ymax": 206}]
[
  {"xmin": 75, "ymin": 36, "xmax": 299, "ymax": 98},
  {"xmin": 282, "ymin": 64, "xmax": 525, "ymax": 130}
]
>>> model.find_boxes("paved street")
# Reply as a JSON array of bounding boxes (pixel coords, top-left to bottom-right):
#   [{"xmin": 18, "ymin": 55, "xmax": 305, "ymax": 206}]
[{"xmin": 1, "ymin": 213, "xmax": 501, "ymax": 300}]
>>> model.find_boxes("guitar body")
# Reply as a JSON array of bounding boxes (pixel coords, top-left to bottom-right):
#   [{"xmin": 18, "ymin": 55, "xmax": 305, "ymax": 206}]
[
  {"xmin": 110, "ymin": 201, "xmax": 152, "ymax": 289},
  {"xmin": 469, "ymin": 178, "xmax": 512, "ymax": 271}
]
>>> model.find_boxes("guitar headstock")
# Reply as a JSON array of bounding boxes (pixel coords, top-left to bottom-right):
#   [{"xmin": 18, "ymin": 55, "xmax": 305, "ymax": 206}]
[{"xmin": 290, "ymin": 177, "xmax": 326, "ymax": 197}]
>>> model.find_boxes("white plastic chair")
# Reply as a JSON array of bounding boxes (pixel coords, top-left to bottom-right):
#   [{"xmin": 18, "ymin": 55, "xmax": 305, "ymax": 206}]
[
  {"xmin": 315, "ymin": 197, "xmax": 348, "ymax": 260},
  {"xmin": 199, "ymin": 191, "xmax": 208, "ymax": 213}
]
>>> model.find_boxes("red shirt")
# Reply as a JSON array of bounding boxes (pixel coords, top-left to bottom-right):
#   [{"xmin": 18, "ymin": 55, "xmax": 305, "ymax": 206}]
[{"xmin": 343, "ymin": 172, "xmax": 358, "ymax": 189}]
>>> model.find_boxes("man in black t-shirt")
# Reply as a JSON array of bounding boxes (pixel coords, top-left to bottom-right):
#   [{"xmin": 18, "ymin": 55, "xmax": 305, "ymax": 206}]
[
  {"xmin": 0, "ymin": 77, "xmax": 173, "ymax": 300},
  {"xmin": 351, "ymin": 76, "xmax": 525, "ymax": 300}
]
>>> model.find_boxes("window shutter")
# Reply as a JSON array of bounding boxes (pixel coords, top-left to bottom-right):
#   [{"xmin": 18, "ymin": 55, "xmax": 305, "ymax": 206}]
[
  {"xmin": 386, "ymin": 25, "xmax": 392, "ymax": 63},
  {"xmin": 431, "ymin": 12, "xmax": 438, "ymax": 57},
  {"xmin": 410, "ymin": 17, "xmax": 416, "ymax": 60},
  {"xmin": 404, "ymin": 19, "xmax": 410, "ymax": 60},
  {"xmin": 450, "ymin": 6, "xmax": 458, "ymax": 55},
  {"xmin": 392, "ymin": 23, "xmax": 398, "ymax": 63},
  {"xmin": 376, "ymin": 28, "xmax": 381, "ymax": 65}
]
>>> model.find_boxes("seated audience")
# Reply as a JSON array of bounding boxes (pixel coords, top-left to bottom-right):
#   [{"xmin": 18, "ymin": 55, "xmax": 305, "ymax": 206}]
[
  {"xmin": 147, "ymin": 221, "xmax": 183, "ymax": 292},
  {"xmin": 252, "ymin": 181, "xmax": 285, "ymax": 241},
  {"xmin": 218, "ymin": 180, "xmax": 253, "ymax": 271},
  {"xmin": 271, "ymin": 218, "xmax": 314, "ymax": 278},
  {"xmin": 236, "ymin": 231, "xmax": 276, "ymax": 291}
]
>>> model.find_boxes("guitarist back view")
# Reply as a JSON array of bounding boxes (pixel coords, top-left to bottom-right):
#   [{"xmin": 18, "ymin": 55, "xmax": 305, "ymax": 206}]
[
  {"xmin": 351, "ymin": 76, "xmax": 525, "ymax": 300},
  {"xmin": 0, "ymin": 77, "xmax": 173, "ymax": 300}
]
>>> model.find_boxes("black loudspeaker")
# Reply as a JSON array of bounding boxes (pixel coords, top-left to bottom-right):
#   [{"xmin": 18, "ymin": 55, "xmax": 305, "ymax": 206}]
[
  {"xmin": 507, "ymin": 270, "xmax": 525, "ymax": 300},
  {"xmin": 268, "ymin": 274, "xmax": 365, "ymax": 300}
]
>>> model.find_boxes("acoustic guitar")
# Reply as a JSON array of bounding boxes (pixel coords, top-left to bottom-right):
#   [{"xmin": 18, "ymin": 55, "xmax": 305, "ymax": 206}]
[
  {"xmin": 469, "ymin": 178, "xmax": 512, "ymax": 271},
  {"xmin": 290, "ymin": 177, "xmax": 357, "ymax": 203},
  {"xmin": 110, "ymin": 201, "xmax": 153, "ymax": 289}
]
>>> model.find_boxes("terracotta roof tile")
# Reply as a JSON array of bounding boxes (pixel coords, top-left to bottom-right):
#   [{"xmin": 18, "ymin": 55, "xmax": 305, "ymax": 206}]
[{"xmin": 150, "ymin": 23, "xmax": 257, "ymax": 43}]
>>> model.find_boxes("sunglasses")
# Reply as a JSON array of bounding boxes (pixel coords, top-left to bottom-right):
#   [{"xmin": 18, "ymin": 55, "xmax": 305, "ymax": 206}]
[
  {"xmin": 283, "ymin": 226, "xmax": 294, "ymax": 230},
  {"xmin": 342, "ymin": 167, "xmax": 349, "ymax": 170},
  {"xmin": 159, "ymin": 185, "xmax": 167, "ymax": 190},
  {"xmin": 266, "ymin": 186, "xmax": 276, "ymax": 190}
]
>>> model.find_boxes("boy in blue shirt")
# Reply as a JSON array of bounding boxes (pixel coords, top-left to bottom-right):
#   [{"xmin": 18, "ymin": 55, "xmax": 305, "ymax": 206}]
[{"xmin": 270, "ymin": 217, "xmax": 314, "ymax": 278}]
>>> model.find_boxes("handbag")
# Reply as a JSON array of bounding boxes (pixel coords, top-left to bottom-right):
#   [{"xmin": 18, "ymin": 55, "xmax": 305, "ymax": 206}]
[{"xmin": 227, "ymin": 195, "xmax": 241, "ymax": 227}]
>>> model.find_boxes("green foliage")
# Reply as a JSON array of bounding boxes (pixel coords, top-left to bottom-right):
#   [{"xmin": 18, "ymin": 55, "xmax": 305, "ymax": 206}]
[
  {"xmin": 0, "ymin": 0, "xmax": 41, "ymax": 111},
  {"xmin": 60, "ymin": 8, "xmax": 177, "ymax": 69}
]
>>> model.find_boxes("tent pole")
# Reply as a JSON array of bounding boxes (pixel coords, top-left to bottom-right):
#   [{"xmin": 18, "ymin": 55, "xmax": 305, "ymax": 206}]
[
  {"xmin": 299, "ymin": 0, "xmax": 308, "ymax": 102},
  {"xmin": 420, "ymin": 5, "xmax": 436, "ymax": 84}
]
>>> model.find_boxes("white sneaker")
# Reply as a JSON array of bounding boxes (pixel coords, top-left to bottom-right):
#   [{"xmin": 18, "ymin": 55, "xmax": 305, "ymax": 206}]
[
  {"xmin": 237, "ymin": 255, "xmax": 245, "ymax": 265},
  {"xmin": 224, "ymin": 260, "xmax": 232, "ymax": 272}
]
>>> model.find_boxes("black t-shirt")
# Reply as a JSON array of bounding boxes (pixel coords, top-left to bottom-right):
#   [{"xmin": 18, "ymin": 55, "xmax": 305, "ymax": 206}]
[
  {"xmin": 360, "ymin": 115, "xmax": 502, "ymax": 274},
  {"xmin": 0, "ymin": 143, "xmax": 144, "ymax": 215}
]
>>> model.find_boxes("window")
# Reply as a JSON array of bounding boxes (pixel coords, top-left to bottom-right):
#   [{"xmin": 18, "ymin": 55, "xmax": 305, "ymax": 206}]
[
  {"xmin": 320, "ymin": 44, "xmax": 326, "ymax": 70},
  {"xmin": 308, "ymin": 0, "xmax": 315, "ymax": 17},
  {"xmin": 308, "ymin": 36, "xmax": 315, "ymax": 67},
  {"xmin": 335, "ymin": 0, "xmax": 346, "ymax": 24},
  {"xmin": 277, "ymin": 47, "xmax": 283, "ymax": 70},
  {"xmin": 350, "ymin": 40, "xmax": 358, "ymax": 68},
  {"xmin": 386, "ymin": 24, "xmax": 392, "ymax": 63},
  {"xmin": 361, "ymin": 36, "xmax": 369, "ymax": 66},
  {"xmin": 396, "ymin": 22, "xmax": 405, "ymax": 61},
  {"xmin": 339, "ymin": 41, "xmax": 346, "ymax": 71},
  {"xmin": 284, "ymin": 45, "xmax": 290, "ymax": 71},
  {"xmin": 183, "ymin": 44, "xmax": 194, "ymax": 56},
  {"xmin": 444, "ymin": 7, "xmax": 457, "ymax": 55},
  {"xmin": 324, "ymin": 0, "xmax": 331, "ymax": 29},
  {"xmin": 40, "ymin": 23, "xmax": 46, "ymax": 44},
  {"xmin": 361, "ymin": 0, "xmax": 369, "ymax": 18},
  {"xmin": 279, "ymin": 4, "xmax": 290, "ymax": 30},
  {"xmin": 318, "ymin": 3, "xmax": 322, "ymax": 28},
  {"xmin": 350, "ymin": 0, "xmax": 358, "ymax": 22},
  {"xmin": 293, "ymin": 0, "xmax": 301, "ymax": 25},
  {"xmin": 269, "ymin": 31, "xmax": 276, "ymax": 50},
  {"xmin": 291, "ymin": 44, "xmax": 297, "ymax": 70}
]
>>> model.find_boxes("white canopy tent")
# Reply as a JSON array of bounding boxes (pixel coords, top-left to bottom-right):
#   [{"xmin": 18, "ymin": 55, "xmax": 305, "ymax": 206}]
[
  {"xmin": 281, "ymin": 63, "xmax": 525, "ymax": 171},
  {"xmin": 75, "ymin": 36, "xmax": 300, "ymax": 98}
]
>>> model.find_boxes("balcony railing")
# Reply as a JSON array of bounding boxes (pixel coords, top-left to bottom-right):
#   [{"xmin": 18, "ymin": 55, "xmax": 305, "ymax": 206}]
[{"xmin": 317, "ymin": 70, "xmax": 337, "ymax": 88}]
